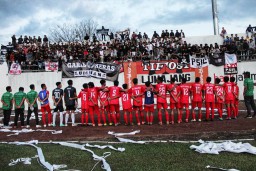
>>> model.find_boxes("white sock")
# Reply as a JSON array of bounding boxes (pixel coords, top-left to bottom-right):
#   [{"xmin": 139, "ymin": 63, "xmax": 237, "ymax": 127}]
[
  {"xmin": 71, "ymin": 113, "xmax": 75, "ymax": 124},
  {"xmin": 65, "ymin": 114, "xmax": 69, "ymax": 124},
  {"xmin": 53, "ymin": 112, "xmax": 57, "ymax": 125},
  {"xmin": 59, "ymin": 112, "xmax": 63, "ymax": 125}
]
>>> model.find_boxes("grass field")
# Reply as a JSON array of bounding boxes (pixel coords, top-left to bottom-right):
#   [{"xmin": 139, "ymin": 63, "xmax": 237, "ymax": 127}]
[{"xmin": 0, "ymin": 141, "xmax": 255, "ymax": 171}]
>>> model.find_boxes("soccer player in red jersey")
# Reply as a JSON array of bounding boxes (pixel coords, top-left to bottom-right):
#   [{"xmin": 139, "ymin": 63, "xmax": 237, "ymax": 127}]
[
  {"xmin": 144, "ymin": 81, "xmax": 155, "ymax": 125},
  {"xmin": 168, "ymin": 78, "xmax": 181, "ymax": 124},
  {"xmin": 128, "ymin": 78, "xmax": 145, "ymax": 125},
  {"xmin": 155, "ymin": 76, "xmax": 168, "ymax": 125},
  {"xmin": 179, "ymin": 78, "xmax": 191, "ymax": 123},
  {"xmin": 121, "ymin": 84, "xmax": 133, "ymax": 125},
  {"xmin": 87, "ymin": 82, "xmax": 101, "ymax": 126},
  {"xmin": 223, "ymin": 76, "xmax": 235, "ymax": 120},
  {"xmin": 77, "ymin": 83, "xmax": 89, "ymax": 125},
  {"xmin": 108, "ymin": 80, "xmax": 122, "ymax": 126},
  {"xmin": 202, "ymin": 77, "xmax": 215, "ymax": 121},
  {"xmin": 99, "ymin": 80, "xmax": 108, "ymax": 126},
  {"xmin": 190, "ymin": 77, "xmax": 203, "ymax": 122},
  {"xmin": 230, "ymin": 76, "xmax": 239, "ymax": 119},
  {"xmin": 214, "ymin": 78, "xmax": 224, "ymax": 120}
]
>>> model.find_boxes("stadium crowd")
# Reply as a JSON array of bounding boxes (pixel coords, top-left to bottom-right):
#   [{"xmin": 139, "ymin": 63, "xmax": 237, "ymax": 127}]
[
  {"xmin": 1, "ymin": 73, "xmax": 256, "ymax": 129},
  {"xmin": 2, "ymin": 25, "xmax": 256, "ymax": 71}
]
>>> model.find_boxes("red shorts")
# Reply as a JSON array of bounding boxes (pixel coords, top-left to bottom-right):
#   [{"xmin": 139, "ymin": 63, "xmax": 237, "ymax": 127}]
[
  {"xmin": 81, "ymin": 108, "xmax": 88, "ymax": 113},
  {"xmin": 89, "ymin": 105, "xmax": 99, "ymax": 115},
  {"xmin": 205, "ymin": 102, "xmax": 215, "ymax": 108},
  {"xmin": 110, "ymin": 104, "xmax": 120, "ymax": 112},
  {"xmin": 144, "ymin": 105, "xmax": 154, "ymax": 112},
  {"xmin": 123, "ymin": 108, "xmax": 132, "ymax": 112},
  {"xmin": 180, "ymin": 103, "xmax": 189, "ymax": 108},
  {"xmin": 192, "ymin": 101, "xmax": 202, "ymax": 108},
  {"xmin": 170, "ymin": 102, "xmax": 181, "ymax": 109},
  {"xmin": 157, "ymin": 102, "xmax": 167, "ymax": 109},
  {"xmin": 225, "ymin": 100, "xmax": 234, "ymax": 104},
  {"xmin": 133, "ymin": 105, "xmax": 143, "ymax": 111},
  {"xmin": 41, "ymin": 105, "xmax": 51, "ymax": 113}
]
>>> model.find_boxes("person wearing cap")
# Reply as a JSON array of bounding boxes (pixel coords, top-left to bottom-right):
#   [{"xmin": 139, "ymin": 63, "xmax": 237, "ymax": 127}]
[{"xmin": 243, "ymin": 71, "xmax": 256, "ymax": 118}]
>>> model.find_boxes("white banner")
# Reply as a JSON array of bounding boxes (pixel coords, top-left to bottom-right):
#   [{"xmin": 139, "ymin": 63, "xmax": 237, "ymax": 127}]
[
  {"xmin": 45, "ymin": 62, "xmax": 58, "ymax": 72},
  {"xmin": 224, "ymin": 53, "xmax": 238, "ymax": 75},
  {"xmin": 189, "ymin": 55, "xmax": 209, "ymax": 68},
  {"xmin": 9, "ymin": 63, "xmax": 21, "ymax": 75}
]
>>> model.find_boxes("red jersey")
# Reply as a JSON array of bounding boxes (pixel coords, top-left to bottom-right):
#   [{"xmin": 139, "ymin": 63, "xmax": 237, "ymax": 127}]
[
  {"xmin": 233, "ymin": 83, "xmax": 239, "ymax": 100},
  {"xmin": 77, "ymin": 89, "xmax": 88, "ymax": 109},
  {"xmin": 99, "ymin": 87, "xmax": 109, "ymax": 106},
  {"xmin": 190, "ymin": 83, "xmax": 202, "ymax": 102},
  {"xmin": 155, "ymin": 83, "xmax": 167, "ymax": 103},
  {"xmin": 168, "ymin": 84, "xmax": 180, "ymax": 103},
  {"xmin": 203, "ymin": 83, "xmax": 215, "ymax": 102},
  {"xmin": 214, "ymin": 85, "xmax": 224, "ymax": 103},
  {"xmin": 179, "ymin": 83, "xmax": 191, "ymax": 103},
  {"xmin": 128, "ymin": 85, "xmax": 145, "ymax": 106},
  {"xmin": 87, "ymin": 87, "xmax": 99, "ymax": 106},
  {"xmin": 223, "ymin": 82, "xmax": 234, "ymax": 101},
  {"xmin": 109, "ymin": 86, "xmax": 122, "ymax": 105},
  {"xmin": 121, "ymin": 92, "xmax": 132, "ymax": 110}
]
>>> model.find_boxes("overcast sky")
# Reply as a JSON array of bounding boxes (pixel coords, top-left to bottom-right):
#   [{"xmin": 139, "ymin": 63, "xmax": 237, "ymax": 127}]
[{"xmin": 0, "ymin": 0, "xmax": 255, "ymax": 44}]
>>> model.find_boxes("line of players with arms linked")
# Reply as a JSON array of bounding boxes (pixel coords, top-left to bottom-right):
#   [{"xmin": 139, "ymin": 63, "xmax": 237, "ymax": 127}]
[{"xmin": 1, "ymin": 75, "xmax": 239, "ymax": 128}]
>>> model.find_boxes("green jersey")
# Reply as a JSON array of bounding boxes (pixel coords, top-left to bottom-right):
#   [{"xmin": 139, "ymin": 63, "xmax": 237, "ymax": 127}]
[
  {"xmin": 1, "ymin": 92, "xmax": 13, "ymax": 110},
  {"xmin": 244, "ymin": 78, "xmax": 254, "ymax": 96},
  {"xmin": 14, "ymin": 91, "xmax": 26, "ymax": 109},
  {"xmin": 26, "ymin": 90, "xmax": 38, "ymax": 107}
]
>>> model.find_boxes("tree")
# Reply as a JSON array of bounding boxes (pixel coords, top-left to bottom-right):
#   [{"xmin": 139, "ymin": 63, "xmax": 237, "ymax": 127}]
[{"xmin": 49, "ymin": 19, "xmax": 98, "ymax": 43}]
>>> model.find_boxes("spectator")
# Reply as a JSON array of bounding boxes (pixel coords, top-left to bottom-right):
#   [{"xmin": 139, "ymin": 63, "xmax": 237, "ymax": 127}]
[
  {"xmin": 43, "ymin": 35, "xmax": 48, "ymax": 46},
  {"xmin": 220, "ymin": 27, "xmax": 227, "ymax": 38},
  {"xmin": 246, "ymin": 24, "xmax": 253, "ymax": 37},
  {"xmin": 18, "ymin": 35, "xmax": 23, "ymax": 45}
]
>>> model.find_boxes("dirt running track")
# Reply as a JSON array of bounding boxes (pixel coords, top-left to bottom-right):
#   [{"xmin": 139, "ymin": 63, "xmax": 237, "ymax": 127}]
[{"xmin": 0, "ymin": 104, "xmax": 255, "ymax": 142}]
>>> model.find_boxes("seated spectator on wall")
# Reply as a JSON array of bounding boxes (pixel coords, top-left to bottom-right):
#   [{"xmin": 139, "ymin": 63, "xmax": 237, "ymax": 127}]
[
  {"xmin": 246, "ymin": 24, "xmax": 253, "ymax": 37},
  {"xmin": 220, "ymin": 27, "xmax": 227, "ymax": 38}
]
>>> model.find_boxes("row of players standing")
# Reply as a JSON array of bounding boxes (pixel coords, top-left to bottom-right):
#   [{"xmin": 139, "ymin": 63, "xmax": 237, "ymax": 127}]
[{"xmin": 1, "ymin": 75, "xmax": 239, "ymax": 128}]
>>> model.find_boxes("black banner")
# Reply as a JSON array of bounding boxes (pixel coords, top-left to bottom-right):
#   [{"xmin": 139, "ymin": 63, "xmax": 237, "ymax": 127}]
[
  {"xmin": 62, "ymin": 61, "xmax": 120, "ymax": 81},
  {"xmin": 209, "ymin": 52, "xmax": 225, "ymax": 66}
]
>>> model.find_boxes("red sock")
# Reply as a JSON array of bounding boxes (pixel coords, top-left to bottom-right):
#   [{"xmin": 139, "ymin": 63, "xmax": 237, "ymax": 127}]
[
  {"xmin": 185, "ymin": 109, "xmax": 189, "ymax": 120},
  {"xmin": 85, "ymin": 114, "xmax": 89, "ymax": 124},
  {"xmin": 211, "ymin": 108, "xmax": 214, "ymax": 119},
  {"xmin": 90, "ymin": 113, "xmax": 95, "ymax": 125},
  {"xmin": 135, "ymin": 111, "xmax": 140, "ymax": 124},
  {"xmin": 140, "ymin": 112, "xmax": 145, "ymax": 123},
  {"xmin": 108, "ymin": 113, "xmax": 112, "ymax": 123},
  {"xmin": 235, "ymin": 106, "xmax": 239, "ymax": 117},
  {"xmin": 124, "ymin": 113, "xmax": 128, "ymax": 124},
  {"xmin": 112, "ymin": 114, "xmax": 117, "ymax": 124},
  {"xmin": 171, "ymin": 114, "xmax": 174, "ymax": 122},
  {"xmin": 165, "ymin": 111, "xmax": 169, "ymax": 122},
  {"xmin": 81, "ymin": 114, "xmax": 85, "ymax": 124},
  {"xmin": 178, "ymin": 112, "xmax": 180, "ymax": 122},
  {"xmin": 192, "ymin": 112, "xmax": 196, "ymax": 120},
  {"xmin": 116, "ymin": 113, "xmax": 120, "ymax": 123},
  {"xmin": 158, "ymin": 112, "xmax": 162, "ymax": 123},
  {"xmin": 231, "ymin": 107, "xmax": 236, "ymax": 117},
  {"xmin": 150, "ymin": 115, "xmax": 154, "ymax": 123},
  {"xmin": 97, "ymin": 112, "xmax": 101, "ymax": 124},
  {"xmin": 199, "ymin": 113, "xmax": 202, "ymax": 120},
  {"xmin": 129, "ymin": 113, "xmax": 133, "ymax": 124},
  {"xmin": 48, "ymin": 112, "xmax": 52, "ymax": 124},
  {"xmin": 42, "ymin": 112, "xmax": 46, "ymax": 125},
  {"xmin": 102, "ymin": 112, "xmax": 106, "ymax": 124},
  {"xmin": 227, "ymin": 107, "xmax": 231, "ymax": 118},
  {"xmin": 206, "ymin": 108, "xmax": 209, "ymax": 120},
  {"xmin": 146, "ymin": 115, "xmax": 149, "ymax": 123}
]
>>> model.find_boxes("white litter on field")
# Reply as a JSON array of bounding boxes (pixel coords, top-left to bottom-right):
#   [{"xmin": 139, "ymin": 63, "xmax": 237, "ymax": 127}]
[
  {"xmin": 8, "ymin": 155, "xmax": 38, "ymax": 166},
  {"xmin": 85, "ymin": 143, "xmax": 125, "ymax": 152},
  {"xmin": 190, "ymin": 139, "xmax": 256, "ymax": 155},
  {"xmin": 206, "ymin": 165, "xmax": 240, "ymax": 171},
  {"xmin": 0, "ymin": 128, "xmax": 62, "ymax": 136},
  {"xmin": 108, "ymin": 130, "xmax": 146, "ymax": 144}
]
